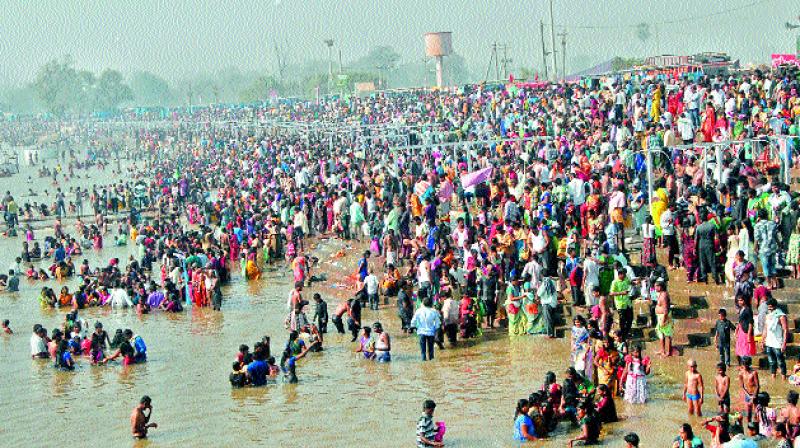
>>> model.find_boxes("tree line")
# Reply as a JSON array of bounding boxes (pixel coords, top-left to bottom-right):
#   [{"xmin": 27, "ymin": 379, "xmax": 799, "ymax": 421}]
[{"xmin": 0, "ymin": 46, "xmax": 475, "ymax": 115}]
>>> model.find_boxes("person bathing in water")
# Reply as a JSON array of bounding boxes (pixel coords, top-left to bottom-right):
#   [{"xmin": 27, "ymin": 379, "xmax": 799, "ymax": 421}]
[{"xmin": 131, "ymin": 395, "xmax": 158, "ymax": 439}]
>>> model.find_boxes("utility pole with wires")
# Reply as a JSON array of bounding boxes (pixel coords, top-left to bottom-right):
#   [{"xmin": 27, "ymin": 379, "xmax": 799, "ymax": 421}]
[
  {"xmin": 485, "ymin": 42, "xmax": 508, "ymax": 81},
  {"xmin": 558, "ymin": 31, "xmax": 567, "ymax": 79},
  {"xmin": 485, "ymin": 43, "xmax": 496, "ymax": 80},
  {"xmin": 500, "ymin": 44, "xmax": 512, "ymax": 79},
  {"xmin": 548, "ymin": 0, "xmax": 558, "ymax": 81},
  {"xmin": 540, "ymin": 20, "xmax": 550, "ymax": 80}
]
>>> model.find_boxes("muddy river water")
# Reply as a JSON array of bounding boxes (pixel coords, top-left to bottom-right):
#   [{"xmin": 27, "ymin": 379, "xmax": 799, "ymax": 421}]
[{"xmin": 0, "ymin": 155, "xmax": 778, "ymax": 447}]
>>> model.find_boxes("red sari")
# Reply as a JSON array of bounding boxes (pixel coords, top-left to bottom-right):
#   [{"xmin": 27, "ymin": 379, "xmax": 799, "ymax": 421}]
[{"xmin": 192, "ymin": 270, "xmax": 207, "ymax": 306}]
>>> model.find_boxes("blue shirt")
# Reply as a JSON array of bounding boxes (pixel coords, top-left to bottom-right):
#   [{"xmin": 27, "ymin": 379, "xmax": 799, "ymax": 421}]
[
  {"xmin": 248, "ymin": 360, "xmax": 268, "ymax": 386},
  {"xmin": 410, "ymin": 306, "xmax": 441, "ymax": 336},
  {"xmin": 358, "ymin": 258, "xmax": 368, "ymax": 281},
  {"xmin": 514, "ymin": 414, "xmax": 535, "ymax": 441},
  {"xmin": 54, "ymin": 247, "xmax": 66, "ymax": 263}
]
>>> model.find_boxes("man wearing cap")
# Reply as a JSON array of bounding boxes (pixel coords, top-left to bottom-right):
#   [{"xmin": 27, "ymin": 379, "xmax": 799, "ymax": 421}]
[{"xmin": 416, "ymin": 400, "xmax": 443, "ymax": 447}]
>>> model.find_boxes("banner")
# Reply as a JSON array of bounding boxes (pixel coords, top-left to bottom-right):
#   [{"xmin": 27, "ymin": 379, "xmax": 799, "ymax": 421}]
[
  {"xmin": 460, "ymin": 166, "xmax": 493, "ymax": 189},
  {"xmin": 771, "ymin": 54, "xmax": 799, "ymax": 68}
]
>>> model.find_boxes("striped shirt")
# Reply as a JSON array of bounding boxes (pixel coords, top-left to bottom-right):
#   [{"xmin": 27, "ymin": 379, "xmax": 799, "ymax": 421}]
[{"xmin": 416, "ymin": 414, "xmax": 436, "ymax": 447}]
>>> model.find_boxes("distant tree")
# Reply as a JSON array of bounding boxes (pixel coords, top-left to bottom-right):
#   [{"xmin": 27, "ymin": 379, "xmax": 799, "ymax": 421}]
[
  {"xmin": 517, "ymin": 67, "xmax": 537, "ymax": 81},
  {"xmin": 94, "ymin": 69, "xmax": 132, "ymax": 111},
  {"xmin": 239, "ymin": 75, "xmax": 282, "ymax": 102},
  {"xmin": 130, "ymin": 71, "xmax": 173, "ymax": 106},
  {"xmin": 611, "ymin": 57, "xmax": 645, "ymax": 71},
  {"xmin": 0, "ymin": 85, "xmax": 42, "ymax": 114},
  {"xmin": 32, "ymin": 56, "xmax": 83, "ymax": 115},
  {"xmin": 446, "ymin": 53, "xmax": 472, "ymax": 85},
  {"xmin": 354, "ymin": 46, "xmax": 401, "ymax": 87}
]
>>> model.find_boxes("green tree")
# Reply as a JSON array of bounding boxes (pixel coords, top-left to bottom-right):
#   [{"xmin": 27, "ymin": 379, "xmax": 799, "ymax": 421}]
[
  {"xmin": 32, "ymin": 55, "xmax": 83, "ymax": 115},
  {"xmin": 354, "ymin": 46, "xmax": 401, "ymax": 87},
  {"xmin": 94, "ymin": 69, "xmax": 132, "ymax": 111},
  {"xmin": 239, "ymin": 75, "xmax": 282, "ymax": 102},
  {"xmin": 446, "ymin": 53, "xmax": 472, "ymax": 85},
  {"xmin": 130, "ymin": 71, "xmax": 173, "ymax": 106}
]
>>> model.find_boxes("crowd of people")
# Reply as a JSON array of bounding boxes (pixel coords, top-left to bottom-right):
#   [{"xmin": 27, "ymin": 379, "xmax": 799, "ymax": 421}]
[
  {"xmin": 28, "ymin": 313, "xmax": 147, "ymax": 369},
  {"xmin": 1, "ymin": 65, "xmax": 799, "ymax": 445}
]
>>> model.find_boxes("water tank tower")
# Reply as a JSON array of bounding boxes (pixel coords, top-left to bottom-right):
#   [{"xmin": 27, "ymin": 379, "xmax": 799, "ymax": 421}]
[{"xmin": 424, "ymin": 32, "xmax": 452, "ymax": 88}]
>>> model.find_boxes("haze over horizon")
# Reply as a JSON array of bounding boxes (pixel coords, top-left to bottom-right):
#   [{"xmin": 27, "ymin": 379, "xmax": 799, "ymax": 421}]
[{"xmin": 0, "ymin": 0, "xmax": 796, "ymax": 86}]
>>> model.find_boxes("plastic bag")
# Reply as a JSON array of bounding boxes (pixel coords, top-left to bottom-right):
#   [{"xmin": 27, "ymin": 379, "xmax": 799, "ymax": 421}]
[{"xmin": 434, "ymin": 421, "xmax": 446, "ymax": 442}]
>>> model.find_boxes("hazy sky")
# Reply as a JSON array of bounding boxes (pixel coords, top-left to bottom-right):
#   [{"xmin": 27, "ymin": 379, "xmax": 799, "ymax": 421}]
[{"xmin": 0, "ymin": 0, "xmax": 796, "ymax": 84}]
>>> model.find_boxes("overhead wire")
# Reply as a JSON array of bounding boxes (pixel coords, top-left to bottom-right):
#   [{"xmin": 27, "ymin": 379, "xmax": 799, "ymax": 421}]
[{"xmin": 552, "ymin": 0, "xmax": 777, "ymax": 30}]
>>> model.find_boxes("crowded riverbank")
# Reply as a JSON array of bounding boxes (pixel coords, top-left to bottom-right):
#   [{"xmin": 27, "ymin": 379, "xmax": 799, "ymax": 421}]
[{"xmin": 1, "ymin": 67, "xmax": 799, "ymax": 446}]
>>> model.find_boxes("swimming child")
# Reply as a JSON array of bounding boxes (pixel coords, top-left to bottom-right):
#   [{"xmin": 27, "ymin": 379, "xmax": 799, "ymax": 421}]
[{"xmin": 2, "ymin": 319, "xmax": 12, "ymax": 334}]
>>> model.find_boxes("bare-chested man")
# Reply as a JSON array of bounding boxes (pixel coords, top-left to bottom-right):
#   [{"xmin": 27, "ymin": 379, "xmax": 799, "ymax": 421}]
[
  {"xmin": 131, "ymin": 395, "xmax": 158, "ymax": 439},
  {"xmin": 654, "ymin": 281, "xmax": 673, "ymax": 357},
  {"xmin": 779, "ymin": 391, "xmax": 800, "ymax": 440},
  {"xmin": 683, "ymin": 359, "xmax": 704, "ymax": 416},
  {"xmin": 738, "ymin": 357, "xmax": 760, "ymax": 422}
]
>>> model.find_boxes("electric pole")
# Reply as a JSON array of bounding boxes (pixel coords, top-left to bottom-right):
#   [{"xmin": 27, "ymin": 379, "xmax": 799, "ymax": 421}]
[
  {"xmin": 548, "ymin": 0, "xmax": 558, "ymax": 81},
  {"xmin": 498, "ymin": 44, "xmax": 512, "ymax": 79},
  {"xmin": 558, "ymin": 31, "xmax": 567, "ymax": 79},
  {"xmin": 486, "ymin": 43, "xmax": 501, "ymax": 81},
  {"xmin": 494, "ymin": 43, "xmax": 500, "ymax": 80},
  {"xmin": 540, "ymin": 20, "xmax": 549, "ymax": 80},
  {"xmin": 324, "ymin": 39, "xmax": 334, "ymax": 92}
]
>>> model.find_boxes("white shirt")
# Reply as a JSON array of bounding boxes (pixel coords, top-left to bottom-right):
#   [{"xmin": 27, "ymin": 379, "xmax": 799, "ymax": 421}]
[
  {"xmin": 30, "ymin": 333, "xmax": 47, "ymax": 356},
  {"xmin": 441, "ymin": 298, "xmax": 460, "ymax": 325},
  {"xmin": 583, "ymin": 258, "xmax": 599, "ymax": 286},
  {"xmin": 642, "ymin": 223, "xmax": 655, "ymax": 239},
  {"xmin": 109, "ymin": 288, "xmax": 133, "ymax": 308},
  {"xmin": 678, "ymin": 117, "xmax": 694, "ymax": 140},
  {"xmin": 568, "ymin": 178, "xmax": 586, "ymax": 206},
  {"xmin": 417, "ymin": 260, "xmax": 431, "ymax": 283},
  {"xmin": 364, "ymin": 274, "xmax": 379, "ymax": 295},
  {"xmin": 660, "ymin": 210, "xmax": 675, "ymax": 236}
]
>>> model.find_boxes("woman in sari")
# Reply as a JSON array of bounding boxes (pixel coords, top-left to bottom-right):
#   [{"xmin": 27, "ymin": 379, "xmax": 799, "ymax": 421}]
[
  {"xmin": 520, "ymin": 282, "xmax": 544, "ymax": 335},
  {"xmin": 245, "ymin": 257, "xmax": 261, "ymax": 281},
  {"xmin": 732, "ymin": 251, "xmax": 754, "ymax": 305},
  {"xmin": 505, "ymin": 278, "xmax": 527, "ymax": 335},
  {"xmin": 192, "ymin": 267, "xmax": 207, "ymax": 306},
  {"xmin": 536, "ymin": 276, "xmax": 558, "ymax": 338},
  {"xmin": 735, "ymin": 295, "xmax": 756, "ymax": 364},
  {"xmin": 571, "ymin": 316, "xmax": 590, "ymax": 376},
  {"xmin": 593, "ymin": 338, "xmax": 619, "ymax": 396}
]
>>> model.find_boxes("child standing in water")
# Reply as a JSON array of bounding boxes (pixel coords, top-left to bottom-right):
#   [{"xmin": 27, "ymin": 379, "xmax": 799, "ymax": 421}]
[{"xmin": 683, "ymin": 359, "xmax": 704, "ymax": 416}]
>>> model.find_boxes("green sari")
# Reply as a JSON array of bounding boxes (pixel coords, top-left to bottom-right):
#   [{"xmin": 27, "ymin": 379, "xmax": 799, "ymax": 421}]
[{"xmin": 505, "ymin": 284, "xmax": 526, "ymax": 335}]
